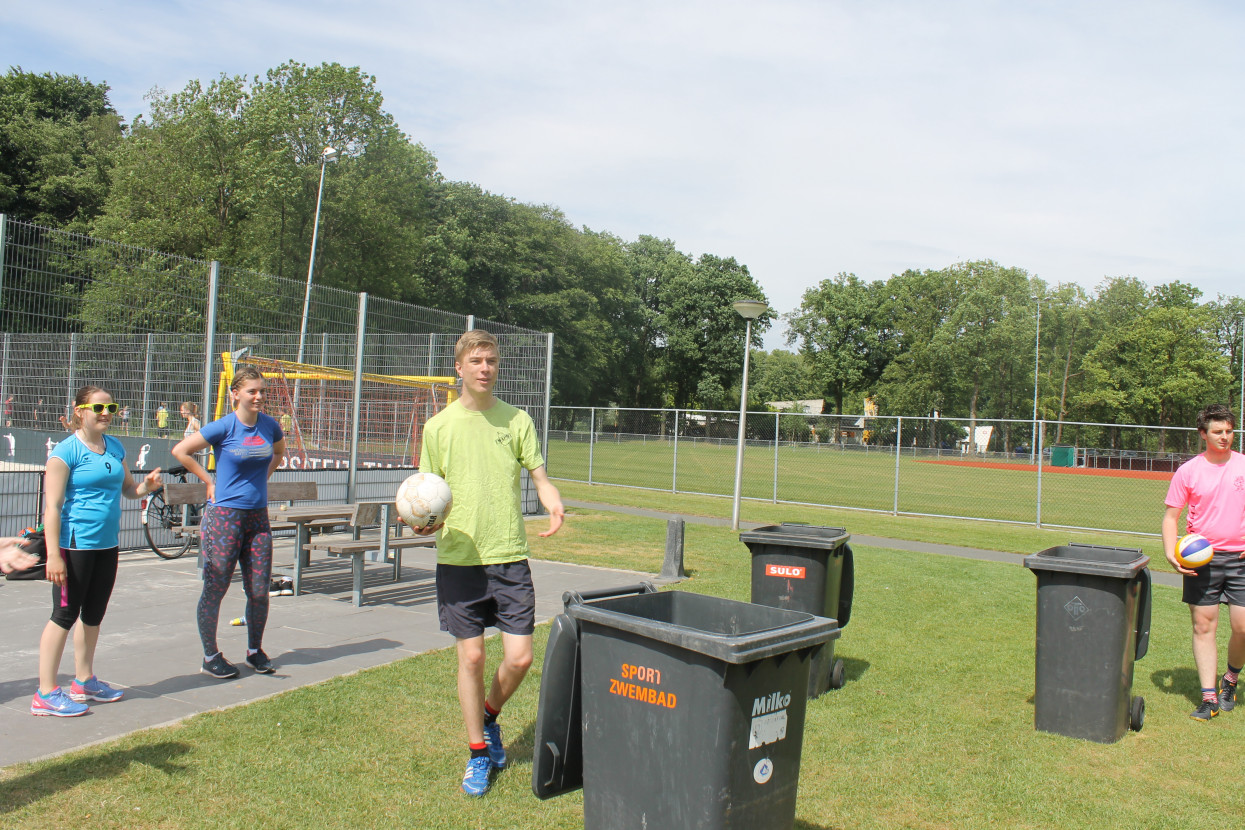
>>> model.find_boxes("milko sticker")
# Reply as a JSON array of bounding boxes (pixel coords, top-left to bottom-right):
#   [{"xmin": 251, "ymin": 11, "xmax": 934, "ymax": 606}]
[{"xmin": 749, "ymin": 690, "xmax": 792, "ymax": 749}]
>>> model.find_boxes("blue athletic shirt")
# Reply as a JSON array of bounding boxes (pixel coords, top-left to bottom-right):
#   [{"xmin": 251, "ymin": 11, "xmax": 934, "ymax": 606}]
[
  {"xmin": 49, "ymin": 434, "xmax": 127, "ymax": 549},
  {"xmin": 199, "ymin": 412, "xmax": 284, "ymax": 509}
]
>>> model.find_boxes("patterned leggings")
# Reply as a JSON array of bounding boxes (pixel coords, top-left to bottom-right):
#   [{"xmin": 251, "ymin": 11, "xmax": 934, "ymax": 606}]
[{"xmin": 197, "ymin": 504, "xmax": 272, "ymax": 656}]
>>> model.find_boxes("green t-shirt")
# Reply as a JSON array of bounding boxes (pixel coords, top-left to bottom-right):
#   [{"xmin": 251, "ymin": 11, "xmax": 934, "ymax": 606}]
[{"xmin": 418, "ymin": 398, "xmax": 545, "ymax": 566}]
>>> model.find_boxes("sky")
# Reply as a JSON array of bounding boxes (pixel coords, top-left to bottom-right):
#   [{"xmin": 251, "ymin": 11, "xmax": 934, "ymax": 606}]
[{"xmin": 4, "ymin": 0, "xmax": 1243, "ymax": 349}]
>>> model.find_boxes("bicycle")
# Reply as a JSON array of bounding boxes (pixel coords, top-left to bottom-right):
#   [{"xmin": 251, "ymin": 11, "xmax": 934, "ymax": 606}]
[{"xmin": 142, "ymin": 465, "xmax": 203, "ymax": 559}]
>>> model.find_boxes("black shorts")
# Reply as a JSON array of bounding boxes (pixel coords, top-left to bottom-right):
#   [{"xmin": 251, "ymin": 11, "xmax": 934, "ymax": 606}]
[
  {"xmin": 436, "ymin": 560, "xmax": 536, "ymax": 638},
  {"xmin": 1183, "ymin": 550, "xmax": 1245, "ymax": 607}
]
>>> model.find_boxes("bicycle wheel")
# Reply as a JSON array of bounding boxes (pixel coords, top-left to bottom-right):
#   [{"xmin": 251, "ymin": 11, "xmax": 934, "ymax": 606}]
[{"xmin": 143, "ymin": 490, "xmax": 195, "ymax": 560}]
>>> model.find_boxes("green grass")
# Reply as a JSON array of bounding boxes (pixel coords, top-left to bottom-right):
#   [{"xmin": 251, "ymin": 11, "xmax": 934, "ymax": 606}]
[
  {"xmin": 2, "ymin": 491, "xmax": 1236, "ymax": 828},
  {"xmin": 547, "ymin": 437, "xmax": 1170, "ymax": 535}
]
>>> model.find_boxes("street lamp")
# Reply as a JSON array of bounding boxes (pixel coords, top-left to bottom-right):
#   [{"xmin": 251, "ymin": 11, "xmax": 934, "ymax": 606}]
[
  {"xmin": 731, "ymin": 299, "xmax": 767, "ymax": 531},
  {"xmin": 1031, "ymin": 294, "xmax": 1040, "ymax": 464},
  {"xmin": 294, "ymin": 146, "xmax": 339, "ymax": 409}
]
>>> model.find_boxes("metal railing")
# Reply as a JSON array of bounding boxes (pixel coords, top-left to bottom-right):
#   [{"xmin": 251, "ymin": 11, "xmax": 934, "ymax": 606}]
[{"xmin": 548, "ymin": 406, "xmax": 1198, "ymax": 537}]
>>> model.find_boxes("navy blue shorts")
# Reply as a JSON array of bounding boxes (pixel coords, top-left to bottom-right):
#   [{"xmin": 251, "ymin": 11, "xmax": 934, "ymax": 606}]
[
  {"xmin": 1184, "ymin": 550, "xmax": 1245, "ymax": 607},
  {"xmin": 436, "ymin": 560, "xmax": 535, "ymax": 638}
]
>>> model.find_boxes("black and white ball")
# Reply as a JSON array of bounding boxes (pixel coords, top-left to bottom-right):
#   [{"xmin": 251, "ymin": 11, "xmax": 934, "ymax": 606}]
[{"xmin": 395, "ymin": 472, "xmax": 453, "ymax": 529}]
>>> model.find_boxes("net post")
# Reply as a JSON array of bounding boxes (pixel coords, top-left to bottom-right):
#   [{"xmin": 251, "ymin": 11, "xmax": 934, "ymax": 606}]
[
  {"xmin": 203, "ymin": 261, "xmax": 219, "ymax": 426},
  {"xmin": 346, "ymin": 292, "xmax": 367, "ymax": 502}
]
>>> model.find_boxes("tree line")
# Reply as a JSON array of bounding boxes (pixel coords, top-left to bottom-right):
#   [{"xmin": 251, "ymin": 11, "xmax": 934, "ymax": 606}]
[{"xmin": 3, "ymin": 65, "xmax": 1241, "ymax": 424}]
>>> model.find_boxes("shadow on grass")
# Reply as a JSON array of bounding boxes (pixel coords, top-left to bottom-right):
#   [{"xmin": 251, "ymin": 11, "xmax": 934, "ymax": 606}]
[
  {"xmin": 0, "ymin": 741, "xmax": 191, "ymax": 815},
  {"xmin": 841, "ymin": 656, "xmax": 870, "ymax": 683},
  {"xmin": 1149, "ymin": 666, "xmax": 1201, "ymax": 703},
  {"xmin": 794, "ymin": 821, "xmax": 842, "ymax": 830}
]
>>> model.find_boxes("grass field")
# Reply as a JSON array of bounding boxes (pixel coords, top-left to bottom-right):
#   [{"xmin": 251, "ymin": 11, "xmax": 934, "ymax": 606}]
[
  {"xmin": 3, "ymin": 491, "xmax": 1238, "ymax": 829},
  {"xmin": 547, "ymin": 437, "xmax": 1171, "ymax": 535}
]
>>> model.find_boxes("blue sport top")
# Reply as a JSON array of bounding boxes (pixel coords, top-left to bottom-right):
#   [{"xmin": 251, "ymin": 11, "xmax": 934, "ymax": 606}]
[
  {"xmin": 49, "ymin": 434, "xmax": 127, "ymax": 550},
  {"xmin": 199, "ymin": 412, "xmax": 284, "ymax": 509}
]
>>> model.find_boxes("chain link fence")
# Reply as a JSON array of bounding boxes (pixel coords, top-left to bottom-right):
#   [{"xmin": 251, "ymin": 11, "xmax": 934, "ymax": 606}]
[
  {"xmin": 0, "ymin": 214, "xmax": 553, "ymax": 538},
  {"xmin": 549, "ymin": 406, "xmax": 1199, "ymax": 537}
]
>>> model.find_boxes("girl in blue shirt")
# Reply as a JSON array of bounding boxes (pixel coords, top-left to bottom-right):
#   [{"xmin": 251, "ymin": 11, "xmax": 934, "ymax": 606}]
[
  {"xmin": 173, "ymin": 366, "xmax": 285, "ymax": 679},
  {"xmin": 32, "ymin": 386, "xmax": 163, "ymax": 718}
]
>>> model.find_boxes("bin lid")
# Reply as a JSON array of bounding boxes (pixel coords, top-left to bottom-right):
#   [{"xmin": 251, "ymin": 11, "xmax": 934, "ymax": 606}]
[
  {"xmin": 531, "ymin": 613, "xmax": 584, "ymax": 800},
  {"xmin": 1023, "ymin": 543, "xmax": 1149, "ymax": 578},
  {"xmin": 566, "ymin": 589, "xmax": 839, "ymax": 665},
  {"xmin": 739, "ymin": 522, "xmax": 850, "ymax": 551}
]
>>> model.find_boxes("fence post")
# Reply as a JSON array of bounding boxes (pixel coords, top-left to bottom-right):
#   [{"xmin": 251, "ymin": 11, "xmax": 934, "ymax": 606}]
[
  {"xmin": 672, "ymin": 408, "xmax": 679, "ymax": 493},
  {"xmin": 1035, "ymin": 418, "xmax": 1045, "ymax": 528},
  {"xmin": 0, "ymin": 332, "xmax": 9, "ymax": 418},
  {"xmin": 660, "ymin": 518, "xmax": 687, "ymax": 581},
  {"xmin": 0, "ymin": 213, "xmax": 7, "ymax": 313},
  {"xmin": 346, "ymin": 292, "xmax": 367, "ymax": 502},
  {"xmin": 543, "ymin": 332, "xmax": 553, "ymax": 469},
  {"xmin": 893, "ymin": 416, "xmax": 902, "ymax": 516},
  {"xmin": 773, "ymin": 411, "xmax": 780, "ymax": 503},
  {"xmin": 67, "ymin": 332, "xmax": 78, "ymax": 416},
  {"xmin": 141, "ymin": 333, "xmax": 152, "ymax": 436},
  {"xmin": 202, "ymin": 261, "xmax": 219, "ymax": 426},
  {"xmin": 588, "ymin": 407, "xmax": 595, "ymax": 485}
]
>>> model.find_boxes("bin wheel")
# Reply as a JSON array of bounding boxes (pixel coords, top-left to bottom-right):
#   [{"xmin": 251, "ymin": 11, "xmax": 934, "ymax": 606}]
[
  {"xmin": 830, "ymin": 659, "xmax": 846, "ymax": 690},
  {"xmin": 1129, "ymin": 696, "xmax": 1145, "ymax": 732}
]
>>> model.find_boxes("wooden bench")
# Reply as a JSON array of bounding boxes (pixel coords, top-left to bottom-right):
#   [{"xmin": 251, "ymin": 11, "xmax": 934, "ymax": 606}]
[{"xmin": 305, "ymin": 502, "xmax": 436, "ymax": 606}]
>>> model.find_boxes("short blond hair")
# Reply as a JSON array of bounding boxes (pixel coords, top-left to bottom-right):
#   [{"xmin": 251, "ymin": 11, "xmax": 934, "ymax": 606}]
[{"xmin": 454, "ymin": 329, "xmax": 499, "ymax": 364}]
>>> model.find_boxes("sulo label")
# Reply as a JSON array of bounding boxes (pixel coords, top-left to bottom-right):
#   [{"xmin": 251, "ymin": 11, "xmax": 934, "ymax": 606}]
[{"xmin": 766, "ymin": 564, "xmax": 806, "ymax": 579}]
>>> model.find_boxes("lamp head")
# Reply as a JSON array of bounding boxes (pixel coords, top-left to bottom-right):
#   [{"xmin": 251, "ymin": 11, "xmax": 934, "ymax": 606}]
[
  {"xmin": 732, "ymin": 299, "xmax": 767, "ymax": 320},
  {"xmin": 322, "ymin": 146, "xmax": 339, "ymax": 163}
]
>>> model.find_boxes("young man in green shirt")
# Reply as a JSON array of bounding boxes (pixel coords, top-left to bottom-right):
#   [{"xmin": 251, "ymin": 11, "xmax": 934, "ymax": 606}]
[{"xmin": 417, "ymin": 329, "xmax": 565, "ymax": 796}]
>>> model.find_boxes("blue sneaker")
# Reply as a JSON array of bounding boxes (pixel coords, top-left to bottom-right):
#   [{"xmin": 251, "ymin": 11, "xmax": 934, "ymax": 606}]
[
  {"xmin": 69, "ymin": 675, "xmax": 124, "ymax": 703},
  {"xmin": 461, "ymin": 756, "xmax": 493, "ymax": 797},
  {"xmin": 30, "ymin": 687, "xmax": 89, "ymax": 717},
  {"xmin": 483, "ymin": 719, "xmax": 507, "ymax": 769}
]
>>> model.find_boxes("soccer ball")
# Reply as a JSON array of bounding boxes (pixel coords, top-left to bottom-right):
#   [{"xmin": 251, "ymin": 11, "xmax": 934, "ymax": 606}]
[
  {"xmin": 395, "ymin": 472, "xmax": 453, "ymax": 530},
  {"xmin": 1175, "ymin": 533, "xmax": 1214, "ymax": 569}
]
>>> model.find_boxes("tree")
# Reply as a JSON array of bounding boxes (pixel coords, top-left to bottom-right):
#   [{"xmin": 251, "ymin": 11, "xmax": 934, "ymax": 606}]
[
  {"xmin": 747, "ymin": 350, "xmax": 819, "ymax": 407},
  {"xmin": 0, "ymin": 68, "xmax": 122, "ymax": 230},
  {"xmin": 654, "ymin": 254, "xmax": 770, "ymax": 410},
  {"xmin": 785, "ymin": 273, "xmax": 895, "ymax": 414}
]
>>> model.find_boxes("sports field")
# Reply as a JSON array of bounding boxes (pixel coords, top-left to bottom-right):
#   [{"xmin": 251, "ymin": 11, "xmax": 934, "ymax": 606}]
[
  {"xmin": 547, "ymin": 437, "xmax": 1172, "ymax": 535},
  {"xmin": 1, "ymin": 495, "xmax": 1239, "ymax": 828}
]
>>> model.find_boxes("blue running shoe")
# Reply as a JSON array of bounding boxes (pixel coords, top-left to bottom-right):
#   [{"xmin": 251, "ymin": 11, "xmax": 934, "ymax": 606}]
[
  {"xmin": 461, "ymin": 756, "xmax": 493, "ymax": 797},
  {"xmin": 483, "ymin": 719, "xmax": 507, "ymax": 769},
  {"xmin": 69, "ymin": 675, "xmax": 124, "ymax": 703},
  {"xmin": 30, "ymin": 687, "xmax": 89, "ymax": 717}
]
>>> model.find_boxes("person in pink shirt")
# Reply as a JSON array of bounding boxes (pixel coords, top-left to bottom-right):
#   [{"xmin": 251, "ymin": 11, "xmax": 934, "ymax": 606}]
[{"xmin": 1163, "ymin": 404, "xmax": 1245, "ymax": 722}]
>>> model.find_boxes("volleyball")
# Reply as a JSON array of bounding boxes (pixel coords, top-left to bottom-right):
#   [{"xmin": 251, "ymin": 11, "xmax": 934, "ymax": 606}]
[
  {"xmin": 395, "ymin": 472, "xmax": 453, "ymax": 530},
  {"xmin": 1175, "ymin": 534, "xmax": 1214, "ymax": 569}
]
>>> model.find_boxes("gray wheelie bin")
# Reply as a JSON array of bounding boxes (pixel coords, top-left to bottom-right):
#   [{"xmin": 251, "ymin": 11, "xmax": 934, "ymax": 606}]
[
  {"xmin": 741, "ymin": 523, "xmax": 854, "ymax": 697},
  {"xmin": 533, "ymin": 583, "xmax": 839, "ymax": 830},
  {"xmin": 1023, "ymin": 543, "xmax": 1151, "ymax": 743}
]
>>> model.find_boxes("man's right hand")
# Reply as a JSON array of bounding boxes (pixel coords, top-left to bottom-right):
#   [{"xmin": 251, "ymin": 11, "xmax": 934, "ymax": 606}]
[{"xmin": 0, "ymin": 538, "xmax": 38, "ymax": 574}]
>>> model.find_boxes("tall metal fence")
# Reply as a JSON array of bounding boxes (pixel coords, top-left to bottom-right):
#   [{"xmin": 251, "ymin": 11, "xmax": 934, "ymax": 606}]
[
  {"xmin": 548, "ymin": 406, "xmax": 1201, "ymax": 537},
  {"xmin": 0, "ymin": 214, "xmax": 553, "ymax": 532}
]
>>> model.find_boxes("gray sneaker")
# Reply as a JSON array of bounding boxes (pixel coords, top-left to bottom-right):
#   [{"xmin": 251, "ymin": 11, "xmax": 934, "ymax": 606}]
[
  {"xmin": 1221, "ymin": 676, "xmax": 1237, "ymax": 712},
  {"xmin": 202, "ymin": 653, "xmax": 239, "ymax": 679},
  {"xmin": 1191, "ymin": 699, "xmax": 1220, "ymax": 721}
]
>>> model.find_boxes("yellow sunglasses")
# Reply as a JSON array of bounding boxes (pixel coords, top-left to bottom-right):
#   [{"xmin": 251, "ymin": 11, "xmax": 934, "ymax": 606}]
[{"xmin": 76, "ymin": 403, "xmax": 120, "ymax": 414}]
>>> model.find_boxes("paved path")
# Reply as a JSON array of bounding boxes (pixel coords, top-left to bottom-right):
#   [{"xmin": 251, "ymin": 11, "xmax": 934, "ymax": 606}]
[{"xmin": 0, "ymin": 537, "xmax": 648, "ymax": 768}]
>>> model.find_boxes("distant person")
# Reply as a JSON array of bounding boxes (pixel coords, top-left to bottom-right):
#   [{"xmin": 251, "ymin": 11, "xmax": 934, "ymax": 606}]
[
  {"xmin": 416, "ymin": 329, "xmax": 565, "ymax": 796},
  {"xmin": 279, "ymin": 409, "xmax": 292, "ymax": 435},
  {"xmin": 32, "ymin": 385, "xmax": 162, "ymax": 717},
  {"xmin": 4, "ymin": 395, "xmax": 12, "ymax": 427},
  {"xmin": 119, "ymin": 405, "xmax": 130, "ymax": 434},
  {"xmin": 173, "ymin": 366, "xmax": 285, "ymax": 679},
  {"xmin": 1162, "ymin": 403, "xmax": 1245, "ymax": 722},
  {"xmin": 180, "ymin": 401, "xmax": 201, "ymax": 439},
  {"xmin": 156, "ymin": 403, "xmax": 169, "ymax": 438},
  {"xmin": 33, "ymin": 397, "xmax": 43, "ymax": 428}
]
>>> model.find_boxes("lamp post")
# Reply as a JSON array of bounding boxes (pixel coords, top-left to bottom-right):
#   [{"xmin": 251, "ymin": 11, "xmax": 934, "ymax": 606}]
[
  {"xmin": 731, "ymin": 299, "xmax": 767, "ymax": 531},
  {"xmin": 294, "ymin": 146, "xmax": 338, "ymax": 409},
  {"xmin": 1031, "ymin": 294, "xmax": 1041, "ymax": 464}
]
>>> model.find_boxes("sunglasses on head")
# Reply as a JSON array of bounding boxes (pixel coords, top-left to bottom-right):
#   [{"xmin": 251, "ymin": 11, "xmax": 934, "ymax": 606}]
[{"xmin": 76, "ymin": 403, "xmax": 119, "ymax": 414}]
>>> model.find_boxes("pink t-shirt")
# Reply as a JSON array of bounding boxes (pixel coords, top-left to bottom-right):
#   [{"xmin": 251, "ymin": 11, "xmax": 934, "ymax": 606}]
[{"xmin": 1165, "ymin": 451, "xmax": 1245, "ymax": 551}]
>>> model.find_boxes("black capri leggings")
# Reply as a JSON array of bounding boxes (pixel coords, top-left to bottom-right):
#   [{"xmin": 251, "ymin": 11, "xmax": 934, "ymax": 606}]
[{"xmin": 49, "ymin": 546, "xmax": 119, "ymax": 630}]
